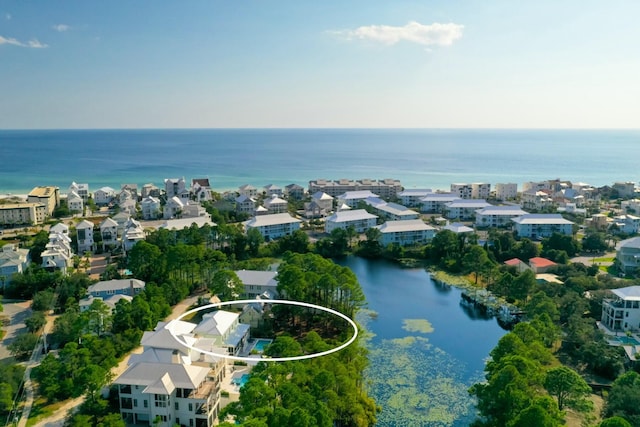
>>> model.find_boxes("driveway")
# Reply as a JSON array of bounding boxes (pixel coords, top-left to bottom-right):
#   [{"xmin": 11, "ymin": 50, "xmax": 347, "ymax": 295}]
[{"xmin": 0, "ymin": 300, "xmax": 32, "ymax": 361}]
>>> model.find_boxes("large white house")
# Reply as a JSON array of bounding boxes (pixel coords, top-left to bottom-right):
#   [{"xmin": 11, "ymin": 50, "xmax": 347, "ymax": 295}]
[
  {"xmin": 141, "ymin": 196, "xmax": 162, "ymax": 220},
  {"xmin": 616, "ymin": 237, "xmax": 640, "ymax": 274},
  {"xmin": 376, "ymin": 219, "xmax": 437, "ymax": 247},
  {"xmin": 244, "ymin": 213, "xmax": 302, "ymax": 240},
  {"xmin": 88, "ymin": 278, "xmax": 146, "ymax": 298},
  {"xmin": 511, "ymin": 214, "xmax": 574, "ymax": 239},
  {"xmin": 364, "ymin": 198, "xmax": 419, "ymax": 221},
  {"xmin": 263, "ymin": 195, "xmax": 288, "ymax": 214},
  {"xmin": 235, "ymin": 270, "xmax": 279, "ymax": 298},
  {"xmin": 336, "ymin": 191, "xmax": 379, "ymax": 209},
  {"xmin": 601, "ymin": 286, "xmax": 640, "ymax": 332},
  {"xmin": 76, "ymin": 219, "xmax": 95, "ymax": 254},
  {"xmin": 397, "ymin": 189, "xmax": 433, "ymax": 208},
  {"xmin": 420, "ymin": 193, "xmax": 460, "ymax": 214},
  {"xmin": 494, "ymin": 183, "xmax": 518, "ymax": 201},
  {"xmin": 193, "ymin": 311, "xmax": 250, "ymax": 357},
  {"xmin": 114, "ymin": 320, "xmax": 225, "ymax": 427},
  {"xmin": 325, "ymin": 209, "xmax": 378, "ymax": 234},
  {"xmin": 0, "ymin": 244, "xmax": 30, "ymax": 287},
  {"xmin": 475, "ymin": 205, "xmax": 529, "ymax": 228},
  {"xmin": 444, "ymin": 199, "xmax": 491, "ymax": 220},
  {"xmin": 94, "ymin": 186, "xmax": 116, "ymax": 206}
]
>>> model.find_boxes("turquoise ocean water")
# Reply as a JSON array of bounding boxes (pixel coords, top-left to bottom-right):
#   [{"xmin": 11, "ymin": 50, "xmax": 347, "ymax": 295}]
[{"xmin": 1, "ymin": 128, "xmax": 639, "ymax": 194}]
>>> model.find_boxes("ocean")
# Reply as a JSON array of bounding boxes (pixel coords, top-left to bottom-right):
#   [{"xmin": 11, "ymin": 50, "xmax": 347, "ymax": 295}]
[{"xmin": 1, "ymin": 128, "xmax": 639, "ymax": 195}]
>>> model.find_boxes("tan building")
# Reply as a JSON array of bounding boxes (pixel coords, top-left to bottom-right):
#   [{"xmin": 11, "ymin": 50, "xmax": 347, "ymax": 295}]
[
  {"xmin": 27, "ymin": 186, "xmax": 59, "ymax": 216},
  {"xmin": 0, "ymin": 203, "xmax": 47, "ymax": 225}
]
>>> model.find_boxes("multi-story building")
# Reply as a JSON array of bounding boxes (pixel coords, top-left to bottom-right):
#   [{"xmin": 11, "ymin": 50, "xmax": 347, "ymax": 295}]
[
  {"xmin": 419, "ymin": 193, "xmax": 460, "ymax": 214},
  {"xmin": 69, "ymin": 182, "xmax": 90, "ymax": 202},
  {"xmin": 238, "ymin": 184, "xmax": 258, "ymax": 198},
  {"xmin": 376, "ymin": 219, "xmax": 437, "ymax": 247},
  {"xmin": 76, "ymin": 219, "xmax": 95, "ymax": 254},
  {"xmin": 308, "ymin": 178, "xmax": 403, "ymax": 199},
  {"xmin": 100, "ymin": 217, "xmax": 119, "ymax": 251},
  {"xmin": 494, "ymin": 183, "xmax": 518, "ymax": 201},
  {"xmin": 612, "ymin": 182, "xmax": 637, "ymax": 199},
  {"xmin": 66, "ymin": 191, "xmax": 84, "ymax": 213},
  {"xmin": 475, "ymin": 205, "xmax": 528, "ymax": 228},
  {"xmin": 397, "ymin": 189, "xmax": 433, "ymax": 207},
  {"xmin": 244, "ymin": 213, "xmax": 302, "ymax": 240},
  {"xmin": 263, "ymin": 195, "xmax": 288, "ymax": 214},
  {"xmin": 613, "ymin": 215, "xmax": 640, "ymax": 235},
  {"xmin": 520, "ymin": 189, "xmax": 554, "ymax": 211},
  {"xmin": 364, "ymin": 198, "xmax": 419, "ymax": 221},
  {"xmin": 165, "ymin": 177, "xmax": 188, "ymax": 200},
  {"xmin": 450, "ymin": 183, "xmax": 472, "ymax": 199},
  {"xmin": 444, "ymin": 199, "xmax": 491, "ymax": 220},
  {"xmin": 141, "ymin": 196, "xmax": 162, "ymax": 220},
  {"xmin": 616, "ymin": 237, "xmax": 640, "ymax": 274},
  {"xmin": 325, "ymin": 209, "xmax": 378, "ymax": 234},
  {"xmin": 235, "ymin": 270, "xmax": 279, "ymax": 298},
  {"xmin": 27, "ymin": 186, "xmax": 59, "ymax": 216},
  {"xmin": 0, "ymin": 203, "xmax": 47, "ymax": 226},
  {"xmin": 235, "ymin": 195, "xmax": 257, "ymax": 216},
  {"xmin": 337, "ymin": 191, "xmax": 379, "ymax": 209},
  {"xmin": 114, "ymin": 319, "xmax": 226, "ymax": 427},
  {"xmin": 41, "ymin": 231, "xmax": 73, "ymax": 273},
  {"xmin": 94, "ymin": 186, "xmax": 116, "ymax": 206},
  {"xmin": 263, "ymin": 184, "xmax": 283, "ymax": 197},
  {"xmin": 284, "ymin": 184, "xmax": 305, "ymax": 200},
  {"xmin": 0, "ymin": 244, "xmax": 30, "ymax": 287},
  {"xmin": 141, "ymin": 183, "xmax": 162, "ymax": 199},
  {"xmin": 191, "ymin": 179, "xmax": 213, "ymax": 202},
  {"xmin": 601, "ymin": 285, "xmax": 640, "ymax": 332},
  {"xmin": 88, "ymin": 279, "xmax": 146, "ymax": 298},
  {"xmin": 122, "ymin": 218, "xmax": 145, "ymax": 252},
  {"xmin": 511, "ymin": 214, "xmax": 574, "ymax": 239}
]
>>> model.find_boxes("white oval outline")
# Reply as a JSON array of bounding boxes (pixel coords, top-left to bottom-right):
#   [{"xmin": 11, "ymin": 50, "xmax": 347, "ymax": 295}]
[{"xmin": 167, "ymin": 299, "xmax": 358, "ymax": 362}]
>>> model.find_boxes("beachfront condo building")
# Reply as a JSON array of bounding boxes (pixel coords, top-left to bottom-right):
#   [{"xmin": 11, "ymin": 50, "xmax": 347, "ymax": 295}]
[
  {"xmin": 309, "ymin": 178, "xmax": 403, "ymax": 199},
  {"xmin": 244, "ymin": 213, "xmax": 302, "ymax": 241},
  {"xmin": 27, "ymin": 186, "xmax": 59, "ymax": 216},
  {"xmin": 0, "ymin": 203, "xmax": 47, "ymax": 226},
  {"xmin": 376, "ymin": 219, "xmax": 437, "ymax": 247}
]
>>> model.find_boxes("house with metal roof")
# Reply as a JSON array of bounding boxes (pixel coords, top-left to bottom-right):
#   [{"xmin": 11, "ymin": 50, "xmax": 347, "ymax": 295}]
[
  {"xmin": 235, "ymin": 270, "xmax": 279, "ymax": 298},
  {"xmin": 511, "ymin": 214, "xmax": 574, "ymax": 239},
  {"xmin": 244, "ymin": 213, "xmax": 302, "ymax": 241},
  {"xmin": 87, "ymin": 278, "xmax": 145, "ymax": 298},
  {"xmin": 475, "ymin": 205, "xmax": 529, "ymax": 228},
  {"xmin": 601, "ymin": 286, "xmax": 640, "ymax": 333},
  {"xmin": 376, "ymin": 219, "xmax": 436, "ymax": 247},
  {"xmin": 444, "ymin": 199, "xmax": 492, "ymax": 220},
  {"xmin": 325, "ymin": 209, "xmax": 378, "ymax": 234},
  {"xmin": 0, "ymin": 244, "xmax": 30, "ymax": 287},
  {"xmin": 616, "ymin": 237, "xmax": 640, "ymax": 274}
]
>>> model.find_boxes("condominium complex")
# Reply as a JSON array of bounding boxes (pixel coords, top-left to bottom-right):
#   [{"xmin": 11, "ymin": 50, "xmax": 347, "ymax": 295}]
[{"xmin": 309, "ymin": 178, "xmax": 403, "ymax": 199}]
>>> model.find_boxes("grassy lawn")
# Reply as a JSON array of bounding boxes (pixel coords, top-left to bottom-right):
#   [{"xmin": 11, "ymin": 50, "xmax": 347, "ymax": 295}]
[{"xmin": 592, "ymin": 257, "xmax": 615, "ymax": 263}]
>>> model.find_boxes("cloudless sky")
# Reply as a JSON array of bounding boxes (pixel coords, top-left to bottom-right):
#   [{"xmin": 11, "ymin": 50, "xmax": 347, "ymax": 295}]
[{"xmin": 1, "ymin": 1, "xmax": 639, "ymax": 129}]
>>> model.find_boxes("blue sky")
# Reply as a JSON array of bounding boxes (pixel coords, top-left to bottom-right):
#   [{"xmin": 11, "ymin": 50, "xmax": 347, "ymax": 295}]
[{"xmin": 1, "ymin": 1, "xmax": 639, "ymax": 129}]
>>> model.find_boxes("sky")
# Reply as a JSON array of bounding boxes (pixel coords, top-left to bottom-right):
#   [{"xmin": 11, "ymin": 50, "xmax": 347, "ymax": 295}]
[{"xmin": 1, "ymin": 1, "xmax": 639, "ymax": 129}]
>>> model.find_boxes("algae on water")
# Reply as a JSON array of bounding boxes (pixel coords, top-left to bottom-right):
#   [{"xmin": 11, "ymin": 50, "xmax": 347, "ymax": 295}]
[{"xmin": 402, "ymin": 318, "xmax": 435, "ymax": 334}]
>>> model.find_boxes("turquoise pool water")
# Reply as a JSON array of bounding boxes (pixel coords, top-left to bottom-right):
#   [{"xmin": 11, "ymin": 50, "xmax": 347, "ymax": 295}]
[
  {"xmin": 232, "ymin": 374, "xmax": 250, "ymax": 388},
  {"xmin": 254, "ymin": 339, "xmax": 273, "ymax": 352},
  {"xmin": 616, "ymin": 336, "xmax": 640, "ymax": 345}
]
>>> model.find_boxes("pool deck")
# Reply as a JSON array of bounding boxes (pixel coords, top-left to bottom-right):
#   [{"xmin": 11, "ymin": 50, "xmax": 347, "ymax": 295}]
[{"xmin": 597, "ymin": 322, "xmax": 640, "ymax": 361}]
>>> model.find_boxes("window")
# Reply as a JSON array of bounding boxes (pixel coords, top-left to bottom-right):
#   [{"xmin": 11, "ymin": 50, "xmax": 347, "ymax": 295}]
[
  {"xmin": 175, "ymin": 402, "xmax": 179, "ymax": 411},
  {"xmin": 143, "ymin": 400, "xmax": 148, "ymax": 408},
  {"xmin": 188, "ymin": 403, "xmax": 193, "ymax": 412},
  {"xmin": 133, "ymin": 399, "xmax": 138, "ymax": 407}
]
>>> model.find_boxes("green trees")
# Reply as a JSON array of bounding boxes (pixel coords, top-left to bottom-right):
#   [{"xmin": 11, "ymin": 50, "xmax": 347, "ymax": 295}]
[
  {"xmin": 603, "ymin": 371, "xmax": 640, "ymax": 425},
  {"xmin": 209, "ymin": 270, "xmax": 244, "ymax": 301},
  {"xmin": 543, "ymin": 366, "xmax": 592, "ymax": 411},
  {"xmin": 8, "ymin": 332, "xmax": 39, "ymax": 360}
]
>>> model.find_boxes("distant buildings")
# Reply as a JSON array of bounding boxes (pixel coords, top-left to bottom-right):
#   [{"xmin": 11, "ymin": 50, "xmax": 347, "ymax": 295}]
[
  {"xmin": 511, "ymin": 214, "xmax": 574, "ymax": 239},
  {"xmin": 244, "ymin": 213, "xmax": 302, "ymax": 240},
  {"xmin": 325, "ymin": 209, "xmax": 378, "ymax": 234},
  {"xmin": 309, "ymin": 178, "xmax": 402, "ymax": 199}
]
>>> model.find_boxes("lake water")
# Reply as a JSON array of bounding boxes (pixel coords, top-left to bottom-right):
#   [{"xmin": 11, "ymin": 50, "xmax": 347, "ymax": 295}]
[{"xmin": 340, "ymin": 256, "xmax": 507, "ymax": 426}]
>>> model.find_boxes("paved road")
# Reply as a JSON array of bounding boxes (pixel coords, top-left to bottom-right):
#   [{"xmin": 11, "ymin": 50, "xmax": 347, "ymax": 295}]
[{"xmin": 0, "ymin": 300, "xmax": 31, "ymax": 361}]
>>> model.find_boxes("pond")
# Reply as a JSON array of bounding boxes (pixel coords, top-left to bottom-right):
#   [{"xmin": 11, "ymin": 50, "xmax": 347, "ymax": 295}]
[{"xmin": 338, "ymin": 257, "xmax": 508, "ymax": 426}]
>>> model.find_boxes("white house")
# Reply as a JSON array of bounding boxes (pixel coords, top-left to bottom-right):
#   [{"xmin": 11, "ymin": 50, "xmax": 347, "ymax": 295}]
[
  {"xmin": 441, "ymin": 222, "xmax": 475, "ymax": 234},
  {"xmin": 235, "ymin": 195, "xmax": 256, "ymax": 215},
  {"xmin": 41, "ymin": 231, "xmax": 73, "ymax": 273},
  {"xmin": 141, "ymin": 196, "xmax": 162, "ymax": 220},
  {"xmin": 397, "ymin": 189, "xmax": 433, "ymax": 208},
  {"xmin": 244, "ymin": 213, "xmax": 302, "ymax": 240},
  {"xmin": 0, "ymin": 244, "xmax": 30, "ymax": 287},
  {"xmin": 122, "ymin": 218, "xmax": 146, "ymax": 252},
  {"xmin": 475, "ymin": 205, "xmax": 529, "ymax": 228},
  {"xmin": 235, "ymin": 270, "xmax": 279, "ymax": 298},
  {"xmin": 511, "ymin": 214, "xmax": 574, "ymax": 239},
  {"xmin": 494, "ymin": 183, "xmax": 518, "ymax": 201},
  {"xmin": 521, "ymin": 189, "xmax": 554, "ymax": 211},
  {"xmin": 94, "ymin": 186, "xmax": 116, "ymax": 205},
  {"xmin": 336, "ymin": 191, "xmax": 379, "ymax": 209},
  {"xmin": 444, "ymin": 199, "xmax": 491, "ymax": 220},
  {"xmin": 263, "ymin": 195, "xmax": 288, "ymax": 214},
  {"xmin": 238, "ymin": 184, "xmax": 258, "ymax": 198},
  {"xmin": 364, "ymin": 198, "xmax": 419, "ymax": 221},
  {"xmin": 613, "ymin": 214, "xmax": 640, "ymax": 235},
  {"xmin": 420, "ymin": 193, "xmax": 461, "ymax": 213},
  {"xmin": 76, "ymin": 219, "xmax": 95, "ymax": 254},
  {"xmin": 88, "ymin": 279, "xmax": 146, "ymax": 298},
  {"xmin": 325, "ymin": 209, "xmax": 378, "ymax": 234},
  {"xmin": 141, "ymin": 183, "xmax": 161, "ymax": 199},
  {"xmin": 164, "ymin": 196, "xmax": 185, "ymax": 220},
  {"xmin": 601, "ymin": 286, "xmax": 640, "ymax": 332},
  {"xmin": 284, "ymin": 183, "xmax": 305, "ymax": 200},
  {"xmin": 66, "ymin": 191, "xmax": 84, "ymax": 213},
  {"xmin": 191, "ymin": 178, "xmax": 213, "ymax": 202},
  {"xmin": 50, "ymin": 222, "xmax": 70, "ymax": 237},
  {"xmin": 310, "ymin": 192, "xmax": 334, "ymax": 212},
  {"xmin": 69, "ymin": 182, "xmax": 89, "ymax": 202},
  {"xmin": 263, "ymin": 184, "xmax": 283, "ymax": 197},
  {"xmin": 616, "ymin": 237, "xmax": 640, "ymax": 274},
  {"xmin": 376, "ymin": 219, "xmax": 437, "ymax": 247},
  {"xmin": 165, "ymin": 177, "xmax": 189, "ymax": 201},
  {"xmin": 193, "ymin": 310, "xmax": 250, "ymax": 357}
]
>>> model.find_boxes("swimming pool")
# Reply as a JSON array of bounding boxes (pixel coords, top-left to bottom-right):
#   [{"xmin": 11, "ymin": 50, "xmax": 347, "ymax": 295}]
[
  {"xmin": 616, "ymin": 336, "xmax": 640, "ymax": 346},
  {"xmin": 253, "ymin": 339, "xmax": 273, "ymax": 353},
  {"xmin": 231, "ymin": 373, "xmax": 250, "ymax": 388}
]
